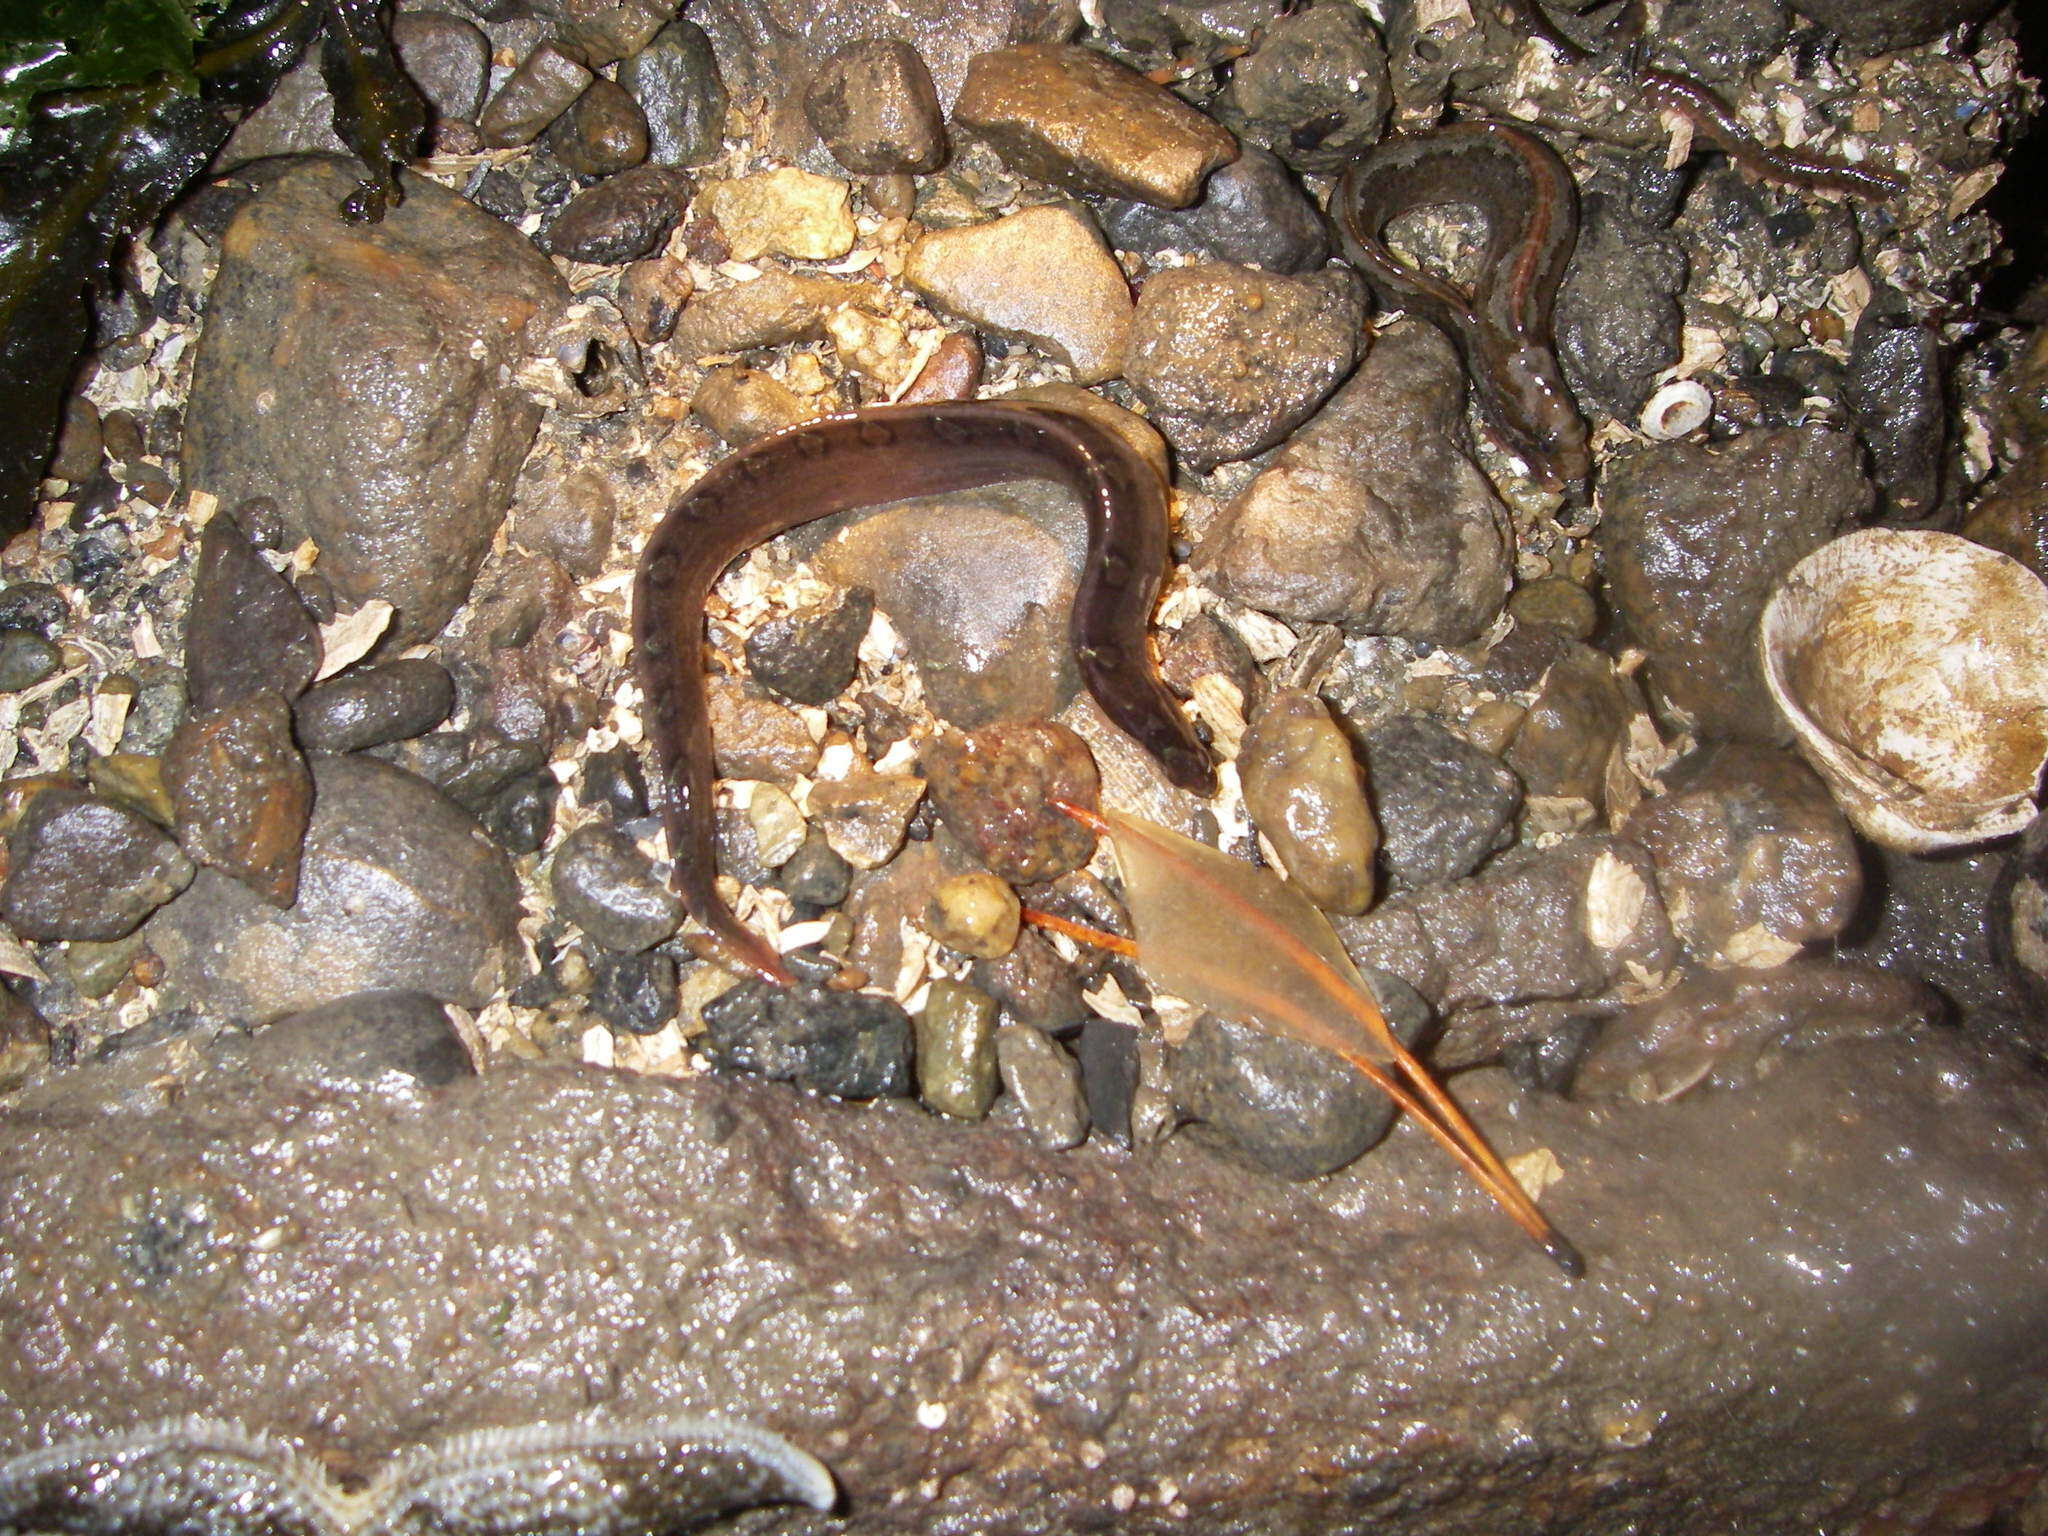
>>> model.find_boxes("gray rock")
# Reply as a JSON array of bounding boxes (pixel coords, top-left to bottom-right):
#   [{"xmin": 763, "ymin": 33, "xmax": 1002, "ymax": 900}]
[
  {"xmin": 775, "ymin": 828, "xmax": 853, "ymax": 909},
  {"xmin": 580, "ymin": 747, "xmax": 649, "ymax": 823},
  {"xmin": 1362, "ymin": 714, "xmax": 1522, "ymax": 890},
  {"xmin": 1785, "ymin": 0, "xmax": 1999, "ymax": 52},
  {"xmin": 1220, "ymin": 1, "xmax": 1390, "ymax": 173},
  {"xmin": 804, "ymin": 39, "xmax": 949, "ymax": 175},
  {"xmin": 745, "ymin": 587, "xmax": 872, "ymax": 705},
  {"xmin": 214, "ymin": 49, "xmax": 350, "ymax": 166},
  {"xmin": 162, "ymin": 691, "xmax": 313, "ymax": 909},
  {"xmin": 903, "ymin": 205, "xmax": 1133, "ymax": 384},
  {"xmin": 1659, "ymin": 0, "xmax": 1789, "ymax": 82},
  {"xmin": 617, "ymin": 20, "xmax": 730, "ymax": 169},
  {"xmin": 953, "ymin": 43, "xmax": 1238, "ymax": 207},
  {"xmin": 1, "ymin": 789, "xmax": 195, "ymax": 943},
  {"xmin": 542, "ymin": 77, "xmax": 650, "ymax": 177},
  {"xmin": 541, "ymin": 164, "xmax": 694, "ymax": 264},
  {"xmin": 182, "ymin": 508, "xmax": 320, "ymax": 712},
  {"xmin": 1555, "ymin": 194, "xmax": 1688, "ymax": 424},
  {"xmin": 973, "ymin": 928, "xmax": 1087, "ymax": 1030},
  {"xmin": 1624, "ymin": 741, "xmax": 1862, "ymax": 968},
  {"xmin": 0, "ymin": 582, "xmax": 67, "ymax": 636},
  {"xmin": 1172, "ymin": 968, "xmax": 1430, "ymax": 1179},
  {"xmin": 0, "ymin": 629, "xmax": 59, "ymax": 693},
  {"xmin": 391, "ymin": 10, "xmax": 490, "ymax": 123},
  {"xmin": 700, "ymin": 979, "xmax": 914, "ymax": 1096},
  {"xmin": 295, "ymin": 661, "xmax": 457, "ymax": 753},
  {"xmin": 146, "ymin": 754, "xmax": 522, "ymax": 1021},
  {"xmin": 589, "ymin": 950, "xmax": 681, "ymax": 1035},
  {"xmin": 705, "ymin": 677, "xmax": 820, "ymax": 784},
  {"xmin": 479, "ymin": 769, "xmax": 558, "ymax": 856},
  {"xmin": 994, "ymin": 1022, "xmax": 1088, "ymax": 1148},
  {"xmin": 1199, "ymin": 320, "xmax": 1513, "ymax": 644},
  {"xmin": 182, "ymin": 160, "xmax": 561, "ymax": 647},
  {"xmin": 239, "ymin": 990, "xmax": 473, "ymax": 1087},
  {"xmin": 555, "ymin": 0, "xmax": 672, "ymax": 67},
  {"xmin": 479, "ymin": 41, "xmax": 593, "ymax": 148},
  {"xmin": 1503, "ymin": 643, "xmax": 1629, "ymax": 804},
  {"xmin": 1598, "ymin": 425, "xmax": 1871, "ymax": 738},
  {"xmin": 1846, "ymin": 300, "xmax": 1946, "ymax": 521},
  {"xmin": 549, "ymin": 823, "xmax": 685, "ymax": 953},
  {"xmin": 1848, "ymin": 842, "xmax": 2020, "ymax": 1020},
  {"xmin": 1094, "ymin": 143, "xmax": 1329, "ymax": 274},
  {"xmin": 1123, "ymin": 263, "xmax": 1363, "ymax": 470}
]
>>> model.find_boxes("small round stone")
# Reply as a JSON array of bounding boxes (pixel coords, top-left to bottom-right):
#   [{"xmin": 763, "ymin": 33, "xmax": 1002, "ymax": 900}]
[
  {"xmin": 925, "ymin": 871, "xmax": 1021, "ymax": 959},
  {"xmin": 914, "ymin": 978, "xmax": 1000, "ymax": 1118},
  {"xmin": 549, "ymin": 823, "xmax": 684, "ymax": 952},
  {"xmin": 0, "ymin": 628, "xmax": 61, "ymax": 692},
  {"xmin": 590, "ymin": 950, "xmax": 680, "ymax": 1035}
]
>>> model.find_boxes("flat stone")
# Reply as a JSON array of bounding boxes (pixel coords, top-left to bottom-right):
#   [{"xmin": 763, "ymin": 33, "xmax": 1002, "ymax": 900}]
[
  {"xmin": 701, "ymin": 168, "xmax": 857, "ymax": 262},
  {"xmin": 390, "ymin": 10, "xmax": 489, "ymax": 123},
  {"xmin": 479, "ymin": 42, "xmax": 593, "ymax": 148},
  {"xmin": 904, "ymin": 204, "xmax": 1133, "ymax": 384},
  {"xmin": 236, "ymin": 990, "xmax": 473, "ymax": 1087},
  {"xmin": 953, "ymin": 43, "xmax": 1238, "ymax": 207}
]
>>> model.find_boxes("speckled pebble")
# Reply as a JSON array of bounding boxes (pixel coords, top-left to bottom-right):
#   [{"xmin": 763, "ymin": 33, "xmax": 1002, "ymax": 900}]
[
  {"xmin": 619, "ymin": 19, "xmax": 729, "ymax": 168},
  {"xmin": 550, "ymin": 823, "xmax": 685, "ymax": 953},
  {"xmin": 1239, "ymin": 689, "xmax": 1377, "ymax": 915},
  {"xmin": 1362, "ymin": 715, "xmax": 1522, "ymax": 890},
  {"xmin": 1220, "ymin": 1, "xmax": 1389, "ymax": 174},
  {"xmin": 925, "ymin": 870, "xmax": 1021, "ymax": 958},
  {"xmin": 590, "ymin": 949, "xmax": 681, "ymax": 1035},
  {"xmin": 994, "ymin": 1023, "xmax": 1088, "ymax": 1149},
  {"xmin": 804, "ymin": 38, "xmax": 948, "ymax": 175},
  {"xmin": 915, "ymin": 978, "xmax": 1000, "ymax": 1118},
  {"xmin": 807, "ymin": 768, "xmax": 926, "ymax": 870},
  {"xmin": 745, "ymin": 588, "xmax": 872, "ymax": 705},
  {"xmin": 775, "ymin": 827, "xmax": 853, "ymax": 910},
  {"xmin": 163, "ymin": 692, "xmax": 312, "ymax": 908},
  {"xmin": 706, "ymin": 678, "xmax": 821, "ymax": 784},
  {"xmin": 1, "ymin": 787, "xmax": 195, "ymax": 942},
  {"xmin": 700, "ymin": 979, "xmax": 913, "ymax": 1097},
  {"xmin": 922, "ymin": 721, "xmax": 1099, "ymax": 884}
]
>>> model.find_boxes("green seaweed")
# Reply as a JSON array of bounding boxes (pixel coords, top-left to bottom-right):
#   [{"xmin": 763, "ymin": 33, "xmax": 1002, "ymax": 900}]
[{"xmin": 0, "ymin": 0, "xmax": 217, "ymax": 134}]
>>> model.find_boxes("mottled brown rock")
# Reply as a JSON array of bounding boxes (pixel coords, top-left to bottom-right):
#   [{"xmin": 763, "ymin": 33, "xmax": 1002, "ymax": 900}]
[
  {"xmin": 804, "ymin": 39, "xmax": 949, "ymax": 175},
  {"xmin": 700, "ymin": 168, "xmax": 858, "ymax": 262},
  {"xmin": 1122, "ymin": 263, "xmax": 1365, "ymax": 470},
  {"xmin": 807, "ymin": 768, "xmax": 926, "ymax": 870},
  {"xmin": 1238, "ymin": 689, "xmax": 1377, "ymax": 914},
  {"xmin": 669, "ymin": 270, "xmax": 873, "ymax": 360},
  {"xmin": 618, "ymin": 255, "xmax": 694, "ymax": 347},
  {"xmin": 953, "ymin": 43, "xmax": 1238, "ymax": 207},
  {"xmin": 895, "ymin": 332, "xmax": 985, "ymax": 405},
  {"xmin": 922, "ymin": 721, "xmax": 1100, "ymax": 883},
  {"xmin": 183, "ymin": 508, "xmax": 319, "ymax": 713},
  {"xmin": 162, "ymin": 692, "xmax": 313, "ymax": 909},
  {"xmin": 1599, "ymin": 425, "xmax": 1871, "ymax": 738},
  {"xmin": 1, "ymin": 1021, "xmax": 2044, "ymax": 1534},
  {"xmin": 542, "ymin": 76, "xmax": 650, "ymax": 177},
  {"xmin": 182, "ymin": 160, "xmax": 562, "ymax": 647},
  {"xmin": 146, "ymin": 754, "xmax": 521, "ymax": 1022},
  {"xmin": 557, "ymin": 0, "xmax": 673, "ymax": 67},
  {"xmin": 1625, "ymin": 742, "xmax": 1862, "ymax": 968},
  {"xmin": 705, "ymin": 678, "xmax": 821, "ymax": 785},
  {"xmin": 904, "ymin": 205, "xmax": 1133, "ymax": 383},
  {"xmin": 478, "ymin": 41, "xmax": 593, "ymax": 148},
  {"xmin": 1199, "ymin": 320, "xmax": 1513, "ymax": 644},
  {"xmin": 1505, "ymin": 642, "xmax": 1629, "ymax": 805},
  {"xmin": 691, "ymin": 365, "xmax": 814, "ymax": 446},
  {"xmin": 541, "ymin": 164, "xmax": 695, "ymax": 265}
]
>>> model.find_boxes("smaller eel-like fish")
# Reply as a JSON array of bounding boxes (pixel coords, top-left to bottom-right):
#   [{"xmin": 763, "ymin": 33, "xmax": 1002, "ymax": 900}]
[
  {"xmin": 1330, "ymin": 120, "xmax": 1591, "ymax": 492},
  {"xmin": 633, "ymin": 402, "xmax": 1217, "ymax": 987}
]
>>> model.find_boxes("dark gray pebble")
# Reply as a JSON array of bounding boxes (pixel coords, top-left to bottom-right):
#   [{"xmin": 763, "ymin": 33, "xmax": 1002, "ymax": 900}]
[
  {"xmin": 182, "ymin": 507, "xmax": 320, "ymax": 712},
  {"xmin": 581, "ymin": 747, "xmax": 649, "ymax": 822},
  {"xmin": 542, "ymin": 164, "xmax": 695, "ymax": 265},
  {"xmin": 619, "ymin": 20, "xmax": 729, "ymax": 169},
  {"xmin": 550, "ymin": 823, "xmax": 684, "ymax": 952},
  {"xmin": 1172, "ymin": 969, "xmax": 1431, "ymax": 1179},
  {"xmin": 1846, "ymin": 300, "xmax": 1945, "ymax": 520},
  {"xmin": 240, "ymin": 990, "xmax": 474, "ymax": 1086},
  {"xmin": 479, "ymin": 41, "xmax": 592, "ymax": 149},
  {"xmin": 0, "ymin": 629, "xmax": 60, "ymax": 692},
  {"xmin": 545, "ymin": 77, "xmax": 651, "ymax": 177},
  {"xmin": 294, "ymin": 659, "xmax": 456, "ymax": 752},
  {"xmin": 390, "ymin": 10, "xmax": 489, "ymax": 123},
  {"xmin": 590, "ymin": 950, "xmax": 680, "ymax": 1035},
  {"xmin": 1077, "ymin": 1015, "xmax": 1140, "ymax": 1147},
  {"xmin": 1095, "ymin": 143, "xmax": 1328, "ymax": 274},
  {"xmin": 1221, "ymin": 2, "xmax": 1389, "ymax": 174},
  {"xmin": 1, "ymin": 788, "xmax": 196, "ymax": 942},
  {"xmin": 1363, "ymin": 715, "xmax": 1522, "ymax": 889},
  {"xmin": 745, "ymin": 588, "xmax": 873, "ymax": 705},
  {"xmin": 700, "ymin": 980, "xmax": 913, "ymax": 1098},
  {"xmin": 0, "ymin": 581, "xmax": 67, "ymax": 635},
  {"xmin": 482, "ymin": 770, "xmax": 559, "ymax": 856},
  {"xmin": 1555, "ymin": 195, "xmax": 1687, "ymax": 423}
]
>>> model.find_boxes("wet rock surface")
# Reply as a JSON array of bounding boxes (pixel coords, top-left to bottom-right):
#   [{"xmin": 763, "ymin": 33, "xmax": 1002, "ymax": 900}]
[
  {"xmin": 1092, "ymin": 143, "xmax": 1329, "ymax": 274},
  {"xmin": 1363, "ymin": 714, "xmax": 1523, "ymax": 890},
  {"xmin": 1, "ymin": 1027, "xmax": 2043, "ymax": 1532},
  {"xmin": 804, "ymin": 39, "xmax": 949, "ymax": 176},
  {"xmin": 2, "ymin": 787, "xmax": 194, "ymax": 942},
  {"xmin": 181, "ymin": 160, "xmax": 562, "ymax": 647}
]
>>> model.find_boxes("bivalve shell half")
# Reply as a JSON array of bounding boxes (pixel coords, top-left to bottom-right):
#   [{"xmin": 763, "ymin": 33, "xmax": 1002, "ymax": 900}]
[{"xmin": 1759, "ymin": 528, "xmax": 2048, "ymax": 852}]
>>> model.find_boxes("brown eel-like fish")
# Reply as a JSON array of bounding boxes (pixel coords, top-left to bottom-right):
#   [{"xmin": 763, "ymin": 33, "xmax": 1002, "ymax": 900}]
[
  {"xmin": 633, "ymin": 401, "xmax": 1217, "ymax": 986},
  {"xmin": 1331, "ymin": 119, "xmax": 1591, "ymax": 493}
]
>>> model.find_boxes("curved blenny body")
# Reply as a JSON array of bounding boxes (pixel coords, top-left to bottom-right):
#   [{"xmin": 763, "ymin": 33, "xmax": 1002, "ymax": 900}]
[
  {"xmin": 1331, "ymin": 120, "xmax": 1590, "ymax": 491},
  {"xmin": 632, "ymin": 401, "xmax": 1216, "ymax": 987}
]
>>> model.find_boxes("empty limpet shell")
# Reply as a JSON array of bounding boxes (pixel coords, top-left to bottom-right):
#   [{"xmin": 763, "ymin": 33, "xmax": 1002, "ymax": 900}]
[{"xmin": 1759, "ymin": 528, "xmax": 2048, "ymax": 852}]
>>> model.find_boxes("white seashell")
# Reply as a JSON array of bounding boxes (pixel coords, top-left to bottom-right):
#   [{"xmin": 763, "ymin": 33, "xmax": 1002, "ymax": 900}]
[
  {"xmin": 1638, "ymin": 379, "xmax": 1713, "ymax": 441},
  {"xmin": 1759, "ymin": 528, "xmax": 2048, "ymax": 852}
]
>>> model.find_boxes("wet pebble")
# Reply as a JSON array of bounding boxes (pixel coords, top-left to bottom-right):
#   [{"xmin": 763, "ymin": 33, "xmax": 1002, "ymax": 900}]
[
  {"xmin": 1846, "ymin": 301, "xmax": 1946, "ymax": 520},
  {"xmin": 1659, "ymin": 0, "xmax": 1789, "ymax": 80},
  {"xmin": 294, "ymin": 659, "xmax": 456, "ymax": 752},
  {"xmin": 1598, "ymin": 425, "xmax": 1870, "ymax": 737},
  {"xmin": 0, "ymin": 987, "xmax": 51, "ymax": 1092},
  {"xmin": 87, "ymin": 754, "xmax": 174, "ymax": 829},
  {"xmin": 0, "ymin": 630, "xmax": 59, "ymax": 692},
  {"xmin": 618, "ymin": 255, "xmax": 694, "ymax": 349},
  {"xmin": 925, "ymin": 870, "xmax": 1021, "ymax": 958},
  {"xmin": 66, "ymin": 933, "xmax": 148, "ymax": 1000},
  {"xmin": 904, "ymin": 205, "xmax": 1134, "ymax": 383},
  {"xmin": 700, "ymin": 979, "xmax": 913, "ymax": 1097},
  {"xmin": 479, "ymin": 42, "xmax": 593, "ymax": 148},
  {"xmin": 745, "ymin": 587, "xmax": 872, "ymax": 704},
  {"xmin": 581, "ymin": 747, "xmax": 649, "ymax": 823},
  {"xmin": 619, "ymin": 18, "xmax": 729, "ymax": 167},
  {"xmin": 509, "ymin": 465, "xmax": 618, "ymax": 580},
  {"xmin": 544, "ymin": 77, "xmax": 650, "ymax": 177},
  {"xmin": 915, "ymin": 978, "xmax": 1000, "ymax": 1117},
  {"xmin": 953, "ymin": 43, "xmax": 1238, "ymax": 208},
  {"xmin": 744, "ymin": 783, "xmax": 806, "ymax": 869},
  {"xmin": 481, "ymin": 770, "xmax": 559, "ymax": 856},
  {"xmin": 1159, "ymin": 612, "xmax": 1261, "ymax": 708},
  {"xmin": 558, "ymin": 0, "xmax": 670, "ymax": 67},
  {"xmin": 995, "ymin": 1023, "xmax": 1089, "ymax": 1149},
  {"xmin": 775, "ymin": 827, "xmax": 853, "ymax": 910},
  {"xmin": 1199, "ymin": 320, "xmax": 1512, "ymax": 644},
  {"xmin": 1554, "ymin": 195, "xmax": 1687, "ymax": 423},
  {"xmin": 163, "ymin": 692, "xmax": 312, "ymax": 907},
  {"xmin": 896, "ymin": 332, "xmax": 985, "ymax": 405},
  {"xmin": 542, "ymin": 164, "xmax": 695, "ymax": 265},
  {"xmin": 706, "ymin": 678, "xmax": 820, "ymax": 783},
  {"xmin": 114, "ymin": 662, "xmax": 186, "ymax": 755},
  {"xmin": 973, "ymin": 928, "xmax": 1086, "ymax": 1031},
  {"xmin": 241, "ymin": 990, "xmax": 473, "ymax": 1086},
  {"xmin": 1077, "ymin": 1015, "xmax": 1141, "ymax": 1146},
  {"xmin": 0, "ymin": 581, "xmax": 67, "ymax": 635},
  {"xmin": 1239, "ymin": 689, "xmax": 1377, "ymax": 914},
  {"xmin": 1122, "ymin": 263, "xmax": 1364, "ymax": 470},
  {"xmin": 1173, "ymin": 968, "xmax": 1430, "ymax": 1179},
  {"xmin": 589, "ymin": 950, "xmax": 681, "ymax": 1035},
  {"xmin": 390, "ymin": 10, "xmax": 489, "ymax": 123},
  {"xmin": 49, "ymin": 397, "xmax": 102, "ymax": 483},
  {"xmin": 922, "ymin": 721, "xmax": 1099, "ymax": 883},
  {"xmin": 702, "ymin": 168, "xmax": 857, "ymax": 262},
  {"xmin": 1095, "ymin": 143, "xmax": 1329, "ymax": 274},
  {"xmin": 1361, "ymin": 715, "xmax": 1521, "ymax": 890},
  {"xmin": 670, "ymin": 270, "xmax": 869, "ymax": 359},
  {"xmin": 1220, "ymin": 1, "xmax": 1390, "ymax": 174},
  {"xmin": 691, "ymin": 366, "xmax": 813, "ymax": 446},
  {"xmin": 550, "ymin": 823, "xmax": 685, "ymax": 952},
  {"xmin": 1784, "ymin": 0, "xmax": 1998, "ymax": 53},
  {"xmin": 804, "ymin": 39, "xmax": 948, "ymax": 175},
  {"xmin": 807, "ymin": 768, "xmax": 926, "ymax": 870},
  {"xmin": 1504, "ymin": 644, "xmax": 1629, "ymax": 806},
  {"xmin": 1625, "ymin": 741, "xmax": 1862, "ymax": 967},
  {"xmin": 183, "ymin": 508, "xmax": 320, "ymax": 712},
  {"xmin": 2, "ymin": 787, "xmax": 195, "ymax": 942}
]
